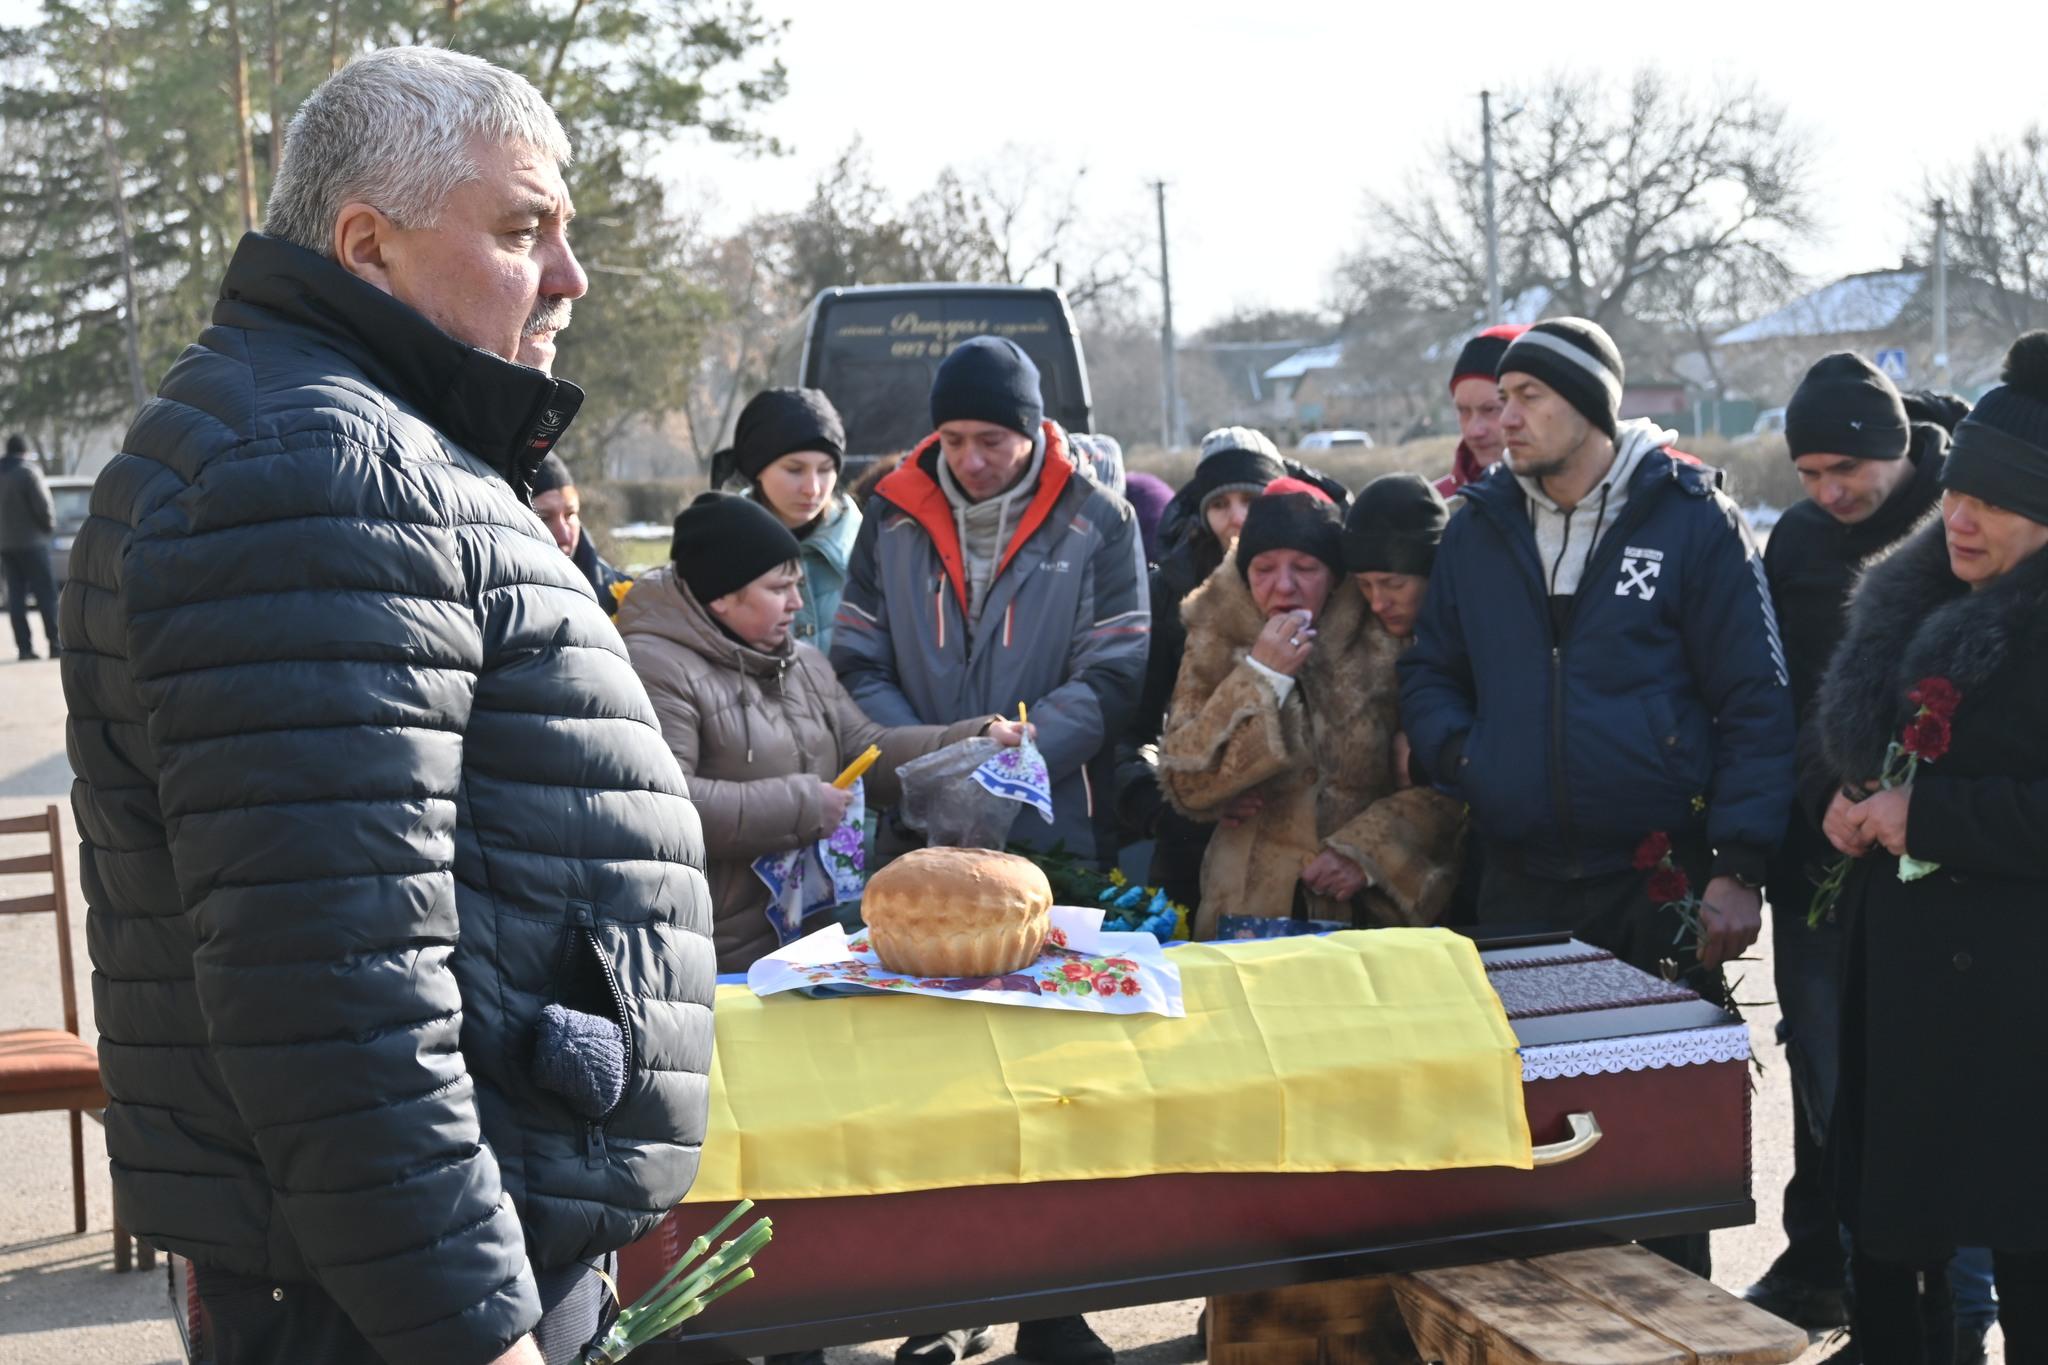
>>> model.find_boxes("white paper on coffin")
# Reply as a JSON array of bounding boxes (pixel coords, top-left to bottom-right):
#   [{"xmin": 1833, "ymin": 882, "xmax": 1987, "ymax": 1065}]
[{"xmin": 747, "ymin": 906, "xmax": 1185, "ymax": 1018}]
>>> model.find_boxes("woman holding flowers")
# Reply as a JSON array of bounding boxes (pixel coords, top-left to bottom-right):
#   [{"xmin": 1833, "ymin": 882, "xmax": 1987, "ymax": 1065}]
[
  {"xmin": 620, "ymin": 492, "xmax": 1024, "ymax": 973},
  {"xmin": 1814, "ymin": 333, "xmax": 2048, "ymax": 1360}
]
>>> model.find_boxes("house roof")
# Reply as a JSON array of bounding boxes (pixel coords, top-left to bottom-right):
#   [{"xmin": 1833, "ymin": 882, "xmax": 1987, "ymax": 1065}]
[
  {"xmin": 1263, "ymin": 342, "xmax": 1346, "ymax": 381},
  {"xmin": 1716, "ymin": 270, "xmax": 1924, "ymax": 345}
]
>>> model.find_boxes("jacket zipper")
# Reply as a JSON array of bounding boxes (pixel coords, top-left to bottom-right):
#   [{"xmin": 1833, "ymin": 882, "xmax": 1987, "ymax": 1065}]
[
  {"xmin": 1475, "ymin": 470, "xmax": 1674, "ymax": 872},
  {"xmin": 580, "ymin": 923, "xmax": 635, "ymax": 1166}
]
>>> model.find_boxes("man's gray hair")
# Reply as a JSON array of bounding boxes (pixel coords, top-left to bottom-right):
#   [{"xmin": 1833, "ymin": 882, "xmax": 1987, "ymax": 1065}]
[{"xmin": 264, "ymin": 46, "xmax": 572, "ymax": 257}]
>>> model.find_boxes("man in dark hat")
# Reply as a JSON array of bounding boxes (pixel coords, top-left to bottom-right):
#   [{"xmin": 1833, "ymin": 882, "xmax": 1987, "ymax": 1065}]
[
  {"xmin": 0, "ymin": 433, "xmax": 59, "ymax": 660},
  {"xmin": 530, "ymin": 451, "xmax": 634, "ymax": 615},
  {"xmin": 1745, "ymin": 353, "xmax": 1999, "ymax": 1346},
  {"xmin": 831, "ymin": 335, "xmax": 1145, "ymax": 1365},
  {"xmin": 1401, "ymin": 318, "xmax": 1794, "ymax": 1274}
]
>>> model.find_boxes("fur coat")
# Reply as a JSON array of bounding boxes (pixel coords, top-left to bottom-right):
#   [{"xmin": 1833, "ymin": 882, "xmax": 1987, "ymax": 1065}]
[
  {"xmin": 1815, "ymin": 518, "xmax": 2048, "ymax": 1260},
  {"xmin": 1158, "ymin": 554, "xmax": 1465, "ymax": 938}
]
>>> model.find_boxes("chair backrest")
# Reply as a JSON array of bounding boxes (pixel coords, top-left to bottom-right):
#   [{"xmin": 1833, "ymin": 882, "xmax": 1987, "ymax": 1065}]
[{"xmin": 0, "ymin": 805, "xmax": 78, "ymax": 1036}]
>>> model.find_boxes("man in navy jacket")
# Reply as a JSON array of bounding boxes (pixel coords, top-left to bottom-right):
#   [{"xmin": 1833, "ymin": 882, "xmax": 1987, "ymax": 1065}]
[{"xmin": 1400, "ymin": 317, "xmax": 1793, "ymax": 981}]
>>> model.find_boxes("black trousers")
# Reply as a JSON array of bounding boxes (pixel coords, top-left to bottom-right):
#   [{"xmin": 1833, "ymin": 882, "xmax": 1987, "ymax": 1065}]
[
  {"xmin": 1, "ymin": 547, "xmax": 57, "ymax": 656},
  {"xmin": 1856, "ymin": 1248, "xmax": 2046, "ymax": 1364},
  {"xmin": 196, "ymin": 1253, "xmax": 616, "ymax": 1365},
  {"xmin": 1478, "ymin": 842, "xmax": 1719, "ymax": 1280}
]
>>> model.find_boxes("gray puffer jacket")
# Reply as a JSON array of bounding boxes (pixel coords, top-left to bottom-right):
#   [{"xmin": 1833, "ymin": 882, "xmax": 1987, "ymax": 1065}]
[{"xmin": 59, "ymin": 233, "xmax": 714, "ymax": 1365}]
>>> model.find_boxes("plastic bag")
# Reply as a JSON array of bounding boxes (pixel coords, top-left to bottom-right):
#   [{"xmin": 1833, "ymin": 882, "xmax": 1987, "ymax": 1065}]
[{"xmin": 896, "ymin": 736, "xmax": 1026, "ymax": 849}]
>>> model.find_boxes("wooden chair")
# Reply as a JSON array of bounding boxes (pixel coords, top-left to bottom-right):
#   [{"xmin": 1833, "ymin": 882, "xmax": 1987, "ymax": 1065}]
[{"xmin": 0, "ymin": 803, "xmax": 149, "ymax": 1270}]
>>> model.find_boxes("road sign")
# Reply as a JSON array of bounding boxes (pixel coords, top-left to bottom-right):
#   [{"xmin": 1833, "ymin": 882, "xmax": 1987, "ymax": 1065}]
[{"xmin": 1875, "ymin": 348, "xmax": 1910, "ymax": 384}]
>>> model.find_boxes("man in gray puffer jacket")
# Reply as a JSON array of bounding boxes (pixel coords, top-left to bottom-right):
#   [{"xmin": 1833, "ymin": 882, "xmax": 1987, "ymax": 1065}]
[{"xmin": 59, "ymin": 48, "xmax": 713, "ymax": 1365}]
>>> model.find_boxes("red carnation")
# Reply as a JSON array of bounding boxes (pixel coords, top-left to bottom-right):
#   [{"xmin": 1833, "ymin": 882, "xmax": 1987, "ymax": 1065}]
[
  {"xmin": 1646, "ymin": 866, "xmax": 1692, "ymax": 907},
  {"xmin": 1119, "ymin": 976, "xmax": 1141, "ymax": 996},
  {"xmin": 1632, "ymin": 832, "xmax": 1673, "ymax": 871},
  {"xmin": 1902, "ymin": 711, "xmax": 1952, "ymax": 763},
  {"xmin": 1091, "ymin": 972, "xmax": 1120, "ymax": 995},
  {"xmin": 1907, "ymin": 677, "xmax": 1961, "ymax": 720}
]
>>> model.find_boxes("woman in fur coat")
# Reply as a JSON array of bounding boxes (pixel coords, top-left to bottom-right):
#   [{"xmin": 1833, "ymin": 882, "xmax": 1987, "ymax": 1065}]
[
  {"xmin": 1158, "ymin": 482, "xmax": 1463, "ymax": 938},
  {"xmin": 1814, "ymin": 335, "xmax": 2048, "ymax": 1359}
]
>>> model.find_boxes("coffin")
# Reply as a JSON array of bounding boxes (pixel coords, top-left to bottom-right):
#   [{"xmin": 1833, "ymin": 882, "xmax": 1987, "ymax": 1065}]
[{"xmin": 623, "ymin": 933, "xmax": 1752, "ymax": 1362}]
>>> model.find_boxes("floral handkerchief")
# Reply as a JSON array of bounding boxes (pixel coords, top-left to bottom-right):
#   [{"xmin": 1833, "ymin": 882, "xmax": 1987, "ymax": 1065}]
[
  {"xmin": 971, "ymin": 734, "xmax": 1054, "ymax": 824},
  {"xmin": 752, "ymin": 778, "xmax": 866, "ymax": 946},
  {"xmin": 747, "ymin": 906, "xmax": 1184, "ymax": 1017}
]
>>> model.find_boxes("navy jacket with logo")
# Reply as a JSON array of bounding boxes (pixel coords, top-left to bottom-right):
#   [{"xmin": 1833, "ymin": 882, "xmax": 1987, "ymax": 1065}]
[{"xmin": 1398, "ymin": 449, "xmax": 1793, "ymax": 882}]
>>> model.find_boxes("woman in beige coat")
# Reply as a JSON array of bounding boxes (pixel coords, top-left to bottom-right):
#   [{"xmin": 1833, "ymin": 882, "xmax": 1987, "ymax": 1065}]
[
  {"xmin": 621, "ymin": 493, "xmax": 1025, "ymax": 971},
  {"xmin": 1158, "ymin": 483, "xmax": 1463, "ymax": 938}
]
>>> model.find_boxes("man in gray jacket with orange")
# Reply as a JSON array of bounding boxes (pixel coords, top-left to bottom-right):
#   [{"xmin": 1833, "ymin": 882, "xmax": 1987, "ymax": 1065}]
[{"xmin": 831, "ymin": 337, "xmax": 1147, "ymax": 1365}]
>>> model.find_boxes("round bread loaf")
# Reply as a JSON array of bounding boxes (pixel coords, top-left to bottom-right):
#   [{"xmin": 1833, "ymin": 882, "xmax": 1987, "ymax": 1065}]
[{"xmin": 862, "ymin": 847, "xmax": 1053, "ymax": 978}]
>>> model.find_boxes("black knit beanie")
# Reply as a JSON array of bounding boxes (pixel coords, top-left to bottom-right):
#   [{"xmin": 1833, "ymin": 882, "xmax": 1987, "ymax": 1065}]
[
  {"xmin": 728, "ymin": 387, "xmax": 845, "ymax": 483},
  {"xmin": 4, "ymin": 434, "xmax": 25, "ymax": 458},
  {"xmin": 1496, "ymin": 318, "xmax": 1624, "ymax": 441},
  {"xmin": 930, "ymin": 336, "xmax": 1044, "ymax": 438},
  {"xmin": 1785, "ymin": 353, "xmax": 1910, "ymax": 462},
  {"xmin": 1943, "ymin": 332, "xmax": 2048, "ymax": 526},
  {"xmin": 1344, "ymin": 473, "xmax": 1448, "ymax": 576},
  {"xmin": 530, "ymin": 452, "xmax": 574, "ymax": 495},
  {"xmin": 669, "ymin": 491, "xmax": 803, "ymax": 605},
  {"xmin": 1235, "ymin": 485, "xmax": 1344, "ymax": 583}
]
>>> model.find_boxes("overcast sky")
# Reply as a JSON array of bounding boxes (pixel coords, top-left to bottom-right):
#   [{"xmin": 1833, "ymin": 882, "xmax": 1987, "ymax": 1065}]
[{"xmin": 664, "ymin": 0, "xmax": 2044, "ymax": 332}]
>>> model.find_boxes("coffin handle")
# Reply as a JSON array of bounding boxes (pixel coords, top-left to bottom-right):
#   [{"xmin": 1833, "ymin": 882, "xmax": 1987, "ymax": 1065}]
[{"xmin": 1531, "ymin": 1111, "xmax": 1602, "ymax": 1167}]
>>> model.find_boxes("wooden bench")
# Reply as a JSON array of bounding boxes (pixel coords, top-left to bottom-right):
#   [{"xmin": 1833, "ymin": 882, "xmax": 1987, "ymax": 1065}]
[{"xmin": 1208, "ymin": 1245, "xmax": 1807, "ymax": 1364}]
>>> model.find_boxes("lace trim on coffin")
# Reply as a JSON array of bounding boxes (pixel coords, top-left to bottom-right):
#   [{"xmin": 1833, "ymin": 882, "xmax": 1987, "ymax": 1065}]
[{"xmin": 1520, "ymin": 1023, "xmax": 1751, "ymax": 1081}]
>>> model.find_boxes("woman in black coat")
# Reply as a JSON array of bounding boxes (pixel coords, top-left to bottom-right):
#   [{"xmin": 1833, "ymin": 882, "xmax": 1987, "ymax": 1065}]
[{"xmin": 1815, "ymin": 334, "xmax": 2048, "ymax": 1362}]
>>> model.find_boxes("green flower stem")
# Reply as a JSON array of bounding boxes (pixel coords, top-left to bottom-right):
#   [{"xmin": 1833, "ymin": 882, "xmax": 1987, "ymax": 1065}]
[{"xmin": 584, "ymin": 1204, "xmax": 774, "ymax": 1364}]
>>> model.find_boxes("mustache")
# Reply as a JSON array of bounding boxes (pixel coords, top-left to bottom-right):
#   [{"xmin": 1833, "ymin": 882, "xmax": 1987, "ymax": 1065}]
[{"xmin": 523, "ymin": 297, "xmax": 572, "ymax": 337}]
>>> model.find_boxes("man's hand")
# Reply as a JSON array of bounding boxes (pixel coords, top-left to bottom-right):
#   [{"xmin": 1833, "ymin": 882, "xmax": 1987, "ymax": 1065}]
[
  {"xmin": 1301, "ymin": 849, "xmax": 1369, "ymax": 901},
  {"xmin": 817, "ymin": 781, "xmax": 856, "ymax": 829},
  {"xmin": 1848, "ymin": 785, "xmax": 1913, "ymax": 857},
  {"xmin": 1391, "ymin": 731, "xmax": 1413, "ymax": 790},
  {"xmin": 1696, "ymin": 876, "xmax": 1762, "ymax": 969},
  {"xmin": 1218, "ymin": 790, "xmax": 1265, "ymax": 828},
  {"xmin": 1249, "ymin": 609, "xmax": 1316, "ymax": 677},
  {"xmin": 488, "ymin": 1336, "xmax": 545, "ymax": 1365},
  {"xmin": 1822, "ymin": 781, "xmax": 1881, "ymax": 857}
]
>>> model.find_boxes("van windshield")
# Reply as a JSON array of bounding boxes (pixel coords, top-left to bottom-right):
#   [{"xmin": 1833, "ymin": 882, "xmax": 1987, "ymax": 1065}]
[{"xmin": 807, "ymin": 292, "xmax": 1088, "ymax": 456}]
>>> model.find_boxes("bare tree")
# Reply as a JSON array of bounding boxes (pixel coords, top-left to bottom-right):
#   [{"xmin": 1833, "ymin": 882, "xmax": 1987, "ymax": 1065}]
[
  {"xmin": 1923, "ymin": 127, "xmax": 2048, "ymax": 334},
  {"xmin": 1355, "ymin": 69, "xmax": 1813, "ymax": 328}
]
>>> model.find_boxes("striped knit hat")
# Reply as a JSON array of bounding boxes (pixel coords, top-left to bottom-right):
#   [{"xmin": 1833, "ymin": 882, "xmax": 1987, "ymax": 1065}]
[{"xmin": 1496, "ymin": 318, "xmax": 1624, "ymax": 441}]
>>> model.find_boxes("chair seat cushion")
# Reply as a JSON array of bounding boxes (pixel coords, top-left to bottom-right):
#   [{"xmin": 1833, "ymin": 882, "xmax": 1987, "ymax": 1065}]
[{"xmin": 0, "ymin": 1028, "xmax": 103, "ymax": 1098}]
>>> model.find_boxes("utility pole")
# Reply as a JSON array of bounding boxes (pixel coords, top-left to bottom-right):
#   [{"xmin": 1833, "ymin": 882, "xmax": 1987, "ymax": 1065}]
[
  {"xmin": 1933, "ymin": 197, "xmax": 1951, "ymax": 390},
  {"xmin": 1152, "ymin": 180, "xmax": 1180, "ymax": 450},
  {"xmin": 1481, "ymin": 90, "xmax": 1500, "ymax": 326}
]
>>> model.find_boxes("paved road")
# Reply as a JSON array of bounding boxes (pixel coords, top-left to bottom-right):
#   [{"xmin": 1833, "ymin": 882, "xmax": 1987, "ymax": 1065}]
[{"xmin": 0, "ymin": 657, "xmax": 1996, "ymax": 1362}]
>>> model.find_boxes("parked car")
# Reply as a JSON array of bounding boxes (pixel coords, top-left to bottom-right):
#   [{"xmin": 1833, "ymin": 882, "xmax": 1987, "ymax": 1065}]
[
  {"xmin": 793, "ymin": 283, "xmax": 1093, "ymax": 476},
  {"xmin": 48, "ymin": 475, "xmax": 92, "ymax": 585},
  {"xmin": 1297, "ymin": 429, "xmax": 1374, "ymax": 451}
]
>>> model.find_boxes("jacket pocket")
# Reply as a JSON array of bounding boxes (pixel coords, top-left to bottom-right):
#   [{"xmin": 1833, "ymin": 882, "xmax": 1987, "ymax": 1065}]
[{"xmin": 534, "ymin": 902, "xmax": 637, "ymax": 1165}]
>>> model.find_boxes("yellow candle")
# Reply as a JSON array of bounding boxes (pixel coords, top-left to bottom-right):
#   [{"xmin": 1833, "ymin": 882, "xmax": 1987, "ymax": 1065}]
[{"xmin": 833, "ymin": 744, "xmax": 881, "ymax": 790}]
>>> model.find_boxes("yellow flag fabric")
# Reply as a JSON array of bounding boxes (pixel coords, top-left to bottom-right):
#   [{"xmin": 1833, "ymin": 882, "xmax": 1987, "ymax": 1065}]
[{"xmin": 688, "ymin": 927, "xmax": 1531, "ymax": 1203}]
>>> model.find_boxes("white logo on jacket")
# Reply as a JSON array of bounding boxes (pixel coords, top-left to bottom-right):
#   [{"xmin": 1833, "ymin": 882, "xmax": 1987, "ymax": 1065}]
[{"xmin": 1616, "ymin": 546, "xmax": 1663, "ymax": 600}]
